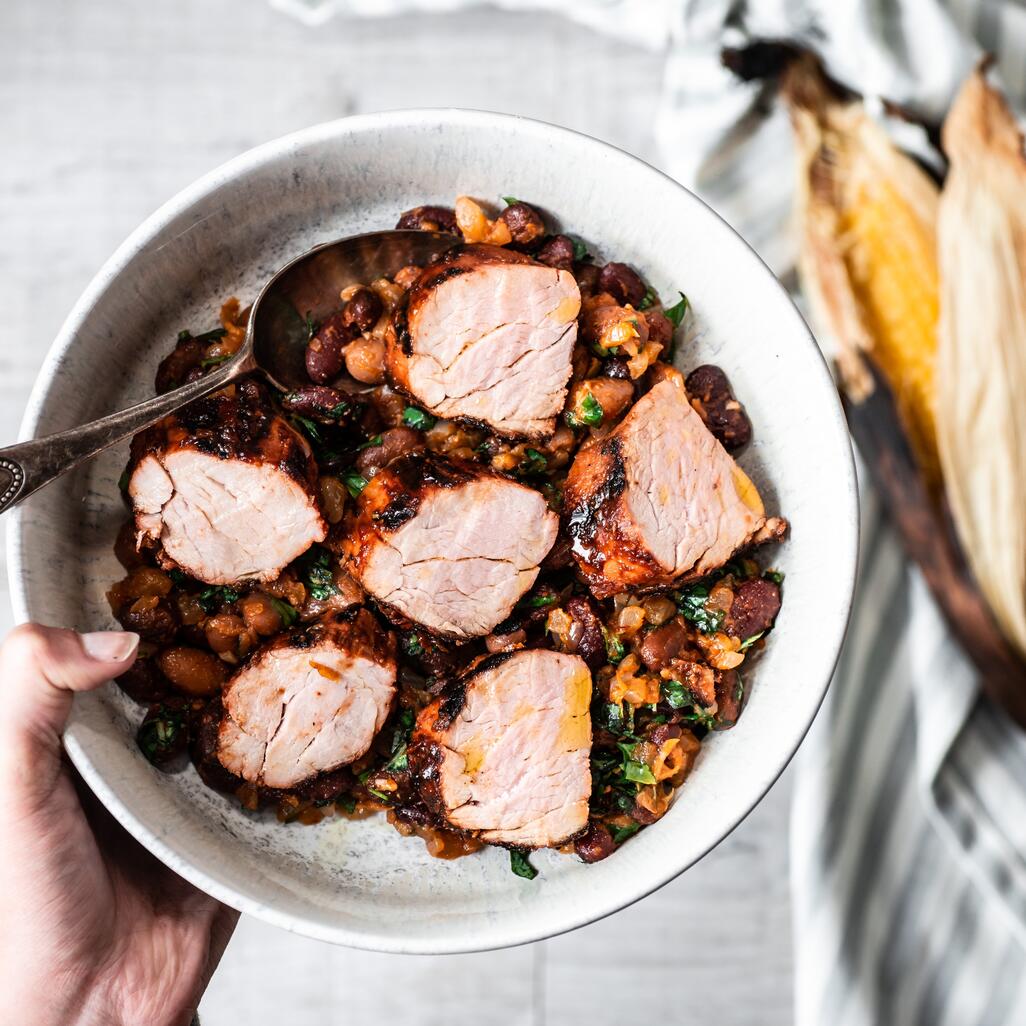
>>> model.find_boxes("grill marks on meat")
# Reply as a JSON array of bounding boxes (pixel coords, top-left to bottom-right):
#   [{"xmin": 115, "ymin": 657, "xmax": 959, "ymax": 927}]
[
  {"xmin": 128, "ymin": 382, "xmax": 327, "ymax": 585},
  {"xmin": 344, "ymin": 453, "xmax": 559, "ymax": 640},
  {"xmin": 565, "ymin": 375, "xmax": 785, "ymax": 598},
  {"xmin": 410, "ymin": 649, "xmax": 592, "ymax": 848},
  {"xmin": 217, "ymin": 609, "xmax": 396, "ymax": 789},
  {"xmin": 388, "ymin": 244, "xmax": 581, "ymax": 438}
]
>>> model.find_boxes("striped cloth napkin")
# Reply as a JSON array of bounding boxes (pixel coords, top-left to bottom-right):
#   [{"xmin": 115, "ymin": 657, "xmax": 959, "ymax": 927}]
[{"xmin": 275, "ymin": 1, "xmax": 1026, "ymax": 1021}]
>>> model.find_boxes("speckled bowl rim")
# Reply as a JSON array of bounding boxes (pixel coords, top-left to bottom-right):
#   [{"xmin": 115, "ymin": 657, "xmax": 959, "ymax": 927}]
[{"xmin": 8, "ymin": 109, "xmax": 858, "ymax": 953}]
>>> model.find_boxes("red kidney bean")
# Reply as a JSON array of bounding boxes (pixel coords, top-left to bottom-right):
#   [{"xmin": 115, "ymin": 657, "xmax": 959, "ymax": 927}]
[
  {"xmin": 598, "ymin": 262, "xmax": 647, "ymax": 306},
  {"xmin": 636, "ymin": 617, "xmax": 690, "ymax": 672},
  {"xmin": 684, "ymin": 364, "xmax": 753, "ymax": 450},
  {"xmin": 573, "ymin": 262, "xmax": 601, "ymax": 295},
  {"xmin": 714, "ymin": 669, "xmax": 744, "ymax": 729},
  {"xmin": 281, "ymin": 385, "xmax": 351, "ymax": 421},
  {"xmin": 395, "ymin": 205, "xmax": 460, "ymax": 234},
  {"xmin": 155, "ymin": 336, "xmax": 206, "ymax": 394},
  {"xmin": 536, "ymin": 234, "xmax": 576, "ymax": 270},
  {"xmin": 723, "ymin": 577, "xmax": 781, "ymax": 640},
  {"xmin": 116, "ymin": 656, "xmax": 169, "ymax": 705},
  {"xmin": 565, "ymin": 596, "xmax": 605, "ymax": 669},
  {"xmin": 574, "ymin": 821, "xmax": 617, "ymax": 863},
  {"xmin": 644, "ymin": 309, "xmax": 674, "ymax": 353},
  {"xmin": 118, "ymin": 598, "xmax": 179, "ymax": 644},
  {"xmin": 305, "ymin": 311, "xmax": 356, "ymax": 384},
  {"xmin": 341, "ymin": 287, "xmax": 383, "ymax": 333},
  {"xmin": 499, "ymin": 202, "xmax": 545, "ymax": 246},
  {"xmin": 355, "ymin": 427, "xmax": 425, "ymax": 477}
]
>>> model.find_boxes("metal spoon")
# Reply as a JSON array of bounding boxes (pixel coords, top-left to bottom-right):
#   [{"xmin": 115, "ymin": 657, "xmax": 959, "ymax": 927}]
[{"xmin": 0, "ymin": 229, "xmax": 459, "ymax": 515}]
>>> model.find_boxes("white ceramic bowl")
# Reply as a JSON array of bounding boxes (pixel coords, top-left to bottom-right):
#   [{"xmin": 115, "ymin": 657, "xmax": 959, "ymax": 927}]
[{"xmin": 8, "ymin": 110, "xmax": 857, "ymax": 954}]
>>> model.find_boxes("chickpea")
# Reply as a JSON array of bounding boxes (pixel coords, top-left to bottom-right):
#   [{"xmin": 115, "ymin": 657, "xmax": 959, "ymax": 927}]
[
  {"xmin": 156, "ymin": 646, "xmax": 228, "ymax": 697},
  {"xmin": 318, "ymin": 475, "xmax": 347, "ymax": 525},
  {"xmin": 344, "ymin": 336, "xmax": 386, "ymax": 385},
  {"xmin": 239, "ymin": 592, "xmax": 283, "ymax": 636},
  {"xmin": 204, "ymin": 613, "xmax": 247, "ymax": 655}
]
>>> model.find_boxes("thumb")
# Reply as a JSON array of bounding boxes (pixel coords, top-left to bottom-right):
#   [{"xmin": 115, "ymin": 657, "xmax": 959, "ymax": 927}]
[{"xmin": 0, "ymin": 625, "xmax": 139, "ymax": 804}]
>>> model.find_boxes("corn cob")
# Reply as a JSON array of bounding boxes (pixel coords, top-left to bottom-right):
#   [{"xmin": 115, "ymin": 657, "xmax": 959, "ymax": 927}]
[
  {"xmin": 783, "ymin": 56, "xmax": 941, "ymax": 487},
  {"xmin": 937, "ymin": 67, "xmax": 1026, "ymax": 659}
]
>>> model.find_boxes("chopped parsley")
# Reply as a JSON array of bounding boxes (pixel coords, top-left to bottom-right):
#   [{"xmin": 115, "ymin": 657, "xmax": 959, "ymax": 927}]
[
  {"xmin": 637, "ymin": 287, "xmax": 656, "ymax": 310},
  {"xmin": 597, "ymin": 701, "xmax": 631, "ymax": 736},
  {"xmin": 502, "ymin": 195, "xmax": 520, "ymax": 206},
  {"xmin": 117, "ymin": 468, "xmax": 129, "ymax": 492},
  {"xmin": 138, "ymin": 706, "xmax": 185, "ymax": 764},
  {"xmin": 602, "ymin": 627, "xmax": 625, "ymax": 664},
  {"xmin": 367, "ymin": 787, "xmax": 391, "ymax": 803},
  {"xmin": 342, "ymin": 470, "xmax": 368, "ymax": 498},
  {"xmin": 664, "ymin": 292, "xmax": 690, "ymax": 328},
  {"xmin": 328, "ymin": 401, "xmax": 350, "ymax": 419},
  {"xmin": 683, "ymin": 706, "xmax": 717, "ymax": 731},
  {"xmin": 198, "ymin": 585, "xmax": 240, "ymax": 614},
  {"xmin": 509, "ymin": 849, "xmax": 538, "ymax": 880},
  {"xmin": 305, "ymin": 311, "xmax": 319, "ymax": 340},
  {"xmin": 623, "ymin": 758, "xmax": 657, "ymax": 786},
  {"xmin": 661, "ymin": 679, "xmax": 690, "ymax": 710},
  {"xmin": 169, "ymin": 569, "xmax": 189, "ymax": 586},
  {"xmin": 519, "ymin": 593, "xmax": 558, "ymax": 609},
  {"xmin": 612, "ymin": 822, "xmax": 641, "ymax": 844},
  {"xmin": 402, "ymin": 406, "xmax": 436, "ymax": 431},
  {"xmin": 301, "ymin": 546, "xmax": 337, "ymax": 601},
  {"xmin": 200, "ymin": 353, "xmax": 232, "ymax": 369},
  {"xmin": 401, "ymin": 632, "xmax": 424, "ymax": 657},
  {"xmin": 522, "ymin": 448, "xmax": 547, "ymax": 475},
  {"xmin": 337, "ymin": 795, "xmax": 357, "ymax": 814},
  {"xmin": 570, "ymin": 236, "xmax": 590, "ymax": 262},
  {"xmin": 382, "ymin": 708, "xmax": 415, "ymax": 773},
  {"xmin": 289, "ymin": 414, "xmax": 322, "ymax": 442},
  {"xmin": 269, "ymin": 597, "xmax": 298, "ymax": 628},
  {"xmin": 357, "ymin": 434, "xmax": 383, "ymax": 451},
  {"xmin": 178, "ymin": 326, "xmax": 228, "ymax": 344},
  {"xmin": 676, "ymin": 581, "xmax": 725, "ymax": 634},
  {"xmin": 579, "ymin": 392, "xmax": 603, "ymax": 427},
  {"xmin": 739, "ymin": 631, "xmax": 765, "ymax": 651},
  {"xmin": 764, "ymin": 569, "xmax": 784, "ymax": 585}
]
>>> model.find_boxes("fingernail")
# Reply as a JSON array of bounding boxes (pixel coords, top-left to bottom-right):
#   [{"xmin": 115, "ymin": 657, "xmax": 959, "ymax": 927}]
[{"xmin": 81, "ymin": 631, "xmax": 139, "ymax": 662}]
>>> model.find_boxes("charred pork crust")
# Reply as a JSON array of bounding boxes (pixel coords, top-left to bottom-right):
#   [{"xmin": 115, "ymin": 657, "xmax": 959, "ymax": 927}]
[
  {"xmin": 130, "ymin": 379, "xmax": 317, "ymax": 490},
  {"xmin": 433, "ymin": 650, "xmax": 519, "ymax": 729}
]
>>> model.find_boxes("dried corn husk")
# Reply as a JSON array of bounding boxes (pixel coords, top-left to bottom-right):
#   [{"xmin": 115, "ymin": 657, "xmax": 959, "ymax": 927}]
[
  {"xmin": 783, "ymin": 56, "xmax": 942, "ymax": 486},
  {"xmin": 936, "ymin": 67, "xmax": 1026, "ymax": 659}
]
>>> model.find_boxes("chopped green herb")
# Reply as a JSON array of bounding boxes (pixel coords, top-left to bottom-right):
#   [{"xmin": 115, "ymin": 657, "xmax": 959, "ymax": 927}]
[
  {"xmin": 624, "ymin": 760, "xmax": 657, "ymax": 786},
  {"xmin": 521, "ymin": 592, "xmax": 558, "ymax": 610},
  {"xmin": 661, "ymin": 679, "xmax": 690, "ymax": 710},
  {"xmin": 579, "ymin": 392, "xmax": 603, "ymax": 428},
  {"xmin": 329, "ymin": 401, "xmax": 349, "ymax": 419},
  {"xmin": 402, "ymin": 406, "xmax": 436, "ymax": 431},
  {"xmin": 269, "ymin": 597, "xmax": 298, "ymax": 628},
  {"xmin": 358, "ymin": 434, "xmax": 383, "ymax": 451},
  {"xmin": 598, "ymin": 701, "xmax": 626, "ymax": 735},
  {"xmin": 602, "ymin": 627, "xmax": 625, "ymax": 664},
  {"xmin": 117, "ymin": 468, "xmax": 129, "ymax": 492},
  {"xmin": 612, "ymin": 822, "xmax": 641, "ymax": 844},
  {"xmin": 401, "ymin": 633, "xmax": 424, "ymax": 657},
  {"xmin": 193, "ymin": 327, "xmax": 228, "ymax": 344},
  {"xmin": 502, "ymin": 195, "xmax": 520, "ymax": 206},
  {"xmin": 735, "ymin": 673, "xmax": 745, "ymax": 703},
  {"xmin": 342, "ymin": 470, "xmax": 369, "ymax": 498},
  {"xmin": 200, "ymin": 353, "xmax": 232, "ymax": 369},
  {"xmin": 301, "ymin": 546, "xmax": 337, "ymax": 601},
  {"xmin": 739, "ymin": 631, "xmax": 765, "ymax": 651},
  {"xmin": 764, "ymin": 570, "xmax": 784, "ymax": 585},
  {"xmin": 137, "ymin": 706, "xmax": 185, "ymax": 764},
  {"xmin": 676, "ymin": 582, "xmax": 725, "ymax": 634},
  {"xmin": 664, "ymin": 292, "xmax": 690, "ymax": 329},
  {"xmin": 305, "ymin": 311, "xmax": 318, "ymax": 340},
  {"xmin": 177, "ymin": 329, "xmax": 191, "ymax": 342},
  {"xmin": 637, "ymin": 287, "xmax": 656, "ymax": 310},
  {"xmin": 509, "ymin": 849, "xmax": 538, "ymax": 880},
  {"xmin": 198, "ymin": 585, "xmax": 240, "ymax": 614},
  {"xmin": 337, "ymin": 795, "xmax": 357, "ymax": 814},
  {"xmin": 367, "ymin": 787, "xmax": 391, "ymax": 802},
  {"xmin": 683, "ymin": 706, "xmax": 717, "ymax": 731},
  {"xmin": 169, "ymin": 569, "xmax": 189, "ymax": 586},
  {"xmin": 522, "ymin": 448, "xmax": 547, "ymax": 475},
  {"xmin": 290, "ymin": 415, "xmax": 321, "ymax": 442},
  {"xmin": 570, "ymin": 237, "xmax": 590, "ymax": 262},
  {"xmin": 382, "ymin": 708, "xmax": 415, "ymax": 773}
]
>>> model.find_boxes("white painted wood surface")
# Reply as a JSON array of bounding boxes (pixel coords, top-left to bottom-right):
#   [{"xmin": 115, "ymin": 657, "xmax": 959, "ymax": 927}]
[{"xmin": 0, "ymin": 2, "xmax": 794, "ymax": 1022}]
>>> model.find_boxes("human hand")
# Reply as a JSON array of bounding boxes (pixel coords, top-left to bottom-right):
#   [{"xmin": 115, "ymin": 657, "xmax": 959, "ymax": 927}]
[{"xmin": 0, "ymin": 625, "xmax": 238, "ymax": 1026}]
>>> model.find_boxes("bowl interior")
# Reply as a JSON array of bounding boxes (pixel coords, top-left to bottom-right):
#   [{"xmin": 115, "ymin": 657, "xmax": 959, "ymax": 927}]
[{"xmin": 9, "ymin": 111, "xmax": 857, "ymax": 953}]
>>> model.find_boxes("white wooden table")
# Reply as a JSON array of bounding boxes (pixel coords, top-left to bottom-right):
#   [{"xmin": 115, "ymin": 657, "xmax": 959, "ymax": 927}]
[{"xmin": 0, "ymin": 2, "xmax": 794, "ymax": 1022}]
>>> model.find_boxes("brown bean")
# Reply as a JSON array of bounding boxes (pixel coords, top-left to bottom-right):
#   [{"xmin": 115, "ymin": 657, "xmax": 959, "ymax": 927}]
[
  {"xmin": 644, "ymin": 309, "xmax": 674, "ymax": 353},
  {"xmin": 646, "ymin": 722, "xmax": 683, "ymax": 747},
  {"xmin": 598, "ymin": 263, "xmax": 647, "ymax": 306},
  {"xmin": 239, "ymin": 592, "xmax": 283, "ymax": 636},
  {"xmin": 156, "ymin": 646, "xmax": 228, "ymax": 697},
  {"xmin": 190, "ymin": 699, "xmax": 241, "ymax": 792},
  {"xmin": 355, "ymin": 426, "xmax": 425, "ymax": 477},
  {"xmin": 204, "ymin": 613, "xmax": 247, "ymax": 655},
  {"xmin": 344, "ymin": 336, "xmax": 386, "ymax": 385},
  {"xmin": 369, "ymin": 385, "xmax": 407, "ymax": 428},
  {"xmin": 114, "ymin": 519, "xmax": 144, "ymax": 570},
  {"xmin": 305, "ymin": 311, "xmax": 355, "ymax": 384},
  {"xmin": 573, "ymin": 262, "xmax": 600, "ymax": 295},
  {"xmin": 536, "ymin": 234, "xmax": 576, "ymax": 271},
  {"xmin": 281, "ymin": 385, "xmax": 352, "ymax": 422},
  {"xmin": 341, "ymin": 287, "xmax": 384, "ymax": 333},
  {"xmin": 115, "ymin": 656, "xmax": 168, "ymax": 705},
  {"xmin": 637, "ymin": 617, "xmax": 690, "ymax": 672},
  {"xmin": 395, "ymin": 205, "xmax": 460, "ymax": 234},
  {"xmin": 499, "ymin": 202, "xmax": 545, "ymax": 246},
  {"xmin": 565, "ymin": 596, "xmax": 605, "ymax": 669},
  {"xmin": 318, "ymin": 476, "xmax": 347, "ymax": 525},
  {"xmin": 485, "ymin": 628, "xmax": 527, "ymax": 654},
  {"xmin": 714, "ymin": 669, "xmax": 743, "ymax": 729},
  {"xmin": 567, "ymin": 377, "xmax": 634, "ymax": 427},
  {"xmin": 119, "ymin": 597, "xmax": 179, "ymax": 644},
  {"xmin": 155, "ymin": 336, "xmax": 205, "ymax": 394},
  {"xmin": 685, "ymin": 364, "xmax": 753, "ymax": 451},
  {"xmin": 723, "ymin": 577, "xmax": 781, "ymax": 640},
  {"xmin": 574, "ymin": 822, "xmax": 617, "ymax": 863}
]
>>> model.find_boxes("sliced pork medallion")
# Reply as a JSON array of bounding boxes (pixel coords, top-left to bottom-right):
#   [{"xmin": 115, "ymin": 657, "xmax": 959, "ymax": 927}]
[
  {"xmin": 410, "ymin": 649, "xmax": 592, "ymax": 848},
  {"xmin": 565, "ymin": 375, "xmax": 785, "ymax": 599},
  {"xmin": 217, "ymin": 609, "xmax": 396, "ymax": 789},
  {"xmin": 344, "ymin": 453, "xmax": 559, "ymax": 639},
  {"xmin": 128, "ymin": 381, "xmax": 327, "ymax": 585},
  {"xmin": 388, "ymin": 244, "xmax": 581, "ymax": 438}
]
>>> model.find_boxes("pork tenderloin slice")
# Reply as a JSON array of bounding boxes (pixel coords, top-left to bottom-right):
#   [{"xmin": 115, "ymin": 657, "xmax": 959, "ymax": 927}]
[
  {"xmin": 389, "ymin": 244, "xmax": 580, "ymax": 438},
  {"xmin": 411, "ymin": 649, "xmax": 592, "ymax": 848},
  {"xmin": 565, "ymin": 374, "xmax": 785, "ymax": 598},
  {"xmin": 217, "ymin": 609, "xmax": 396, "ymax": 790},
  {"xmin": 344, "ymin": 453, "xmax": 558, "ymax": 639},
  {"xmin": 128, "ymin": 381, "xmax": 327, "ymax": 585}
]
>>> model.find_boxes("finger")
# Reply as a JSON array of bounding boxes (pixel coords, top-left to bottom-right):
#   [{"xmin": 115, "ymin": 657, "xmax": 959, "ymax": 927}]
[{"xmin": 0, "ymin": 625, "xmax": 138, "ymax": 801}]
